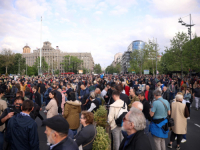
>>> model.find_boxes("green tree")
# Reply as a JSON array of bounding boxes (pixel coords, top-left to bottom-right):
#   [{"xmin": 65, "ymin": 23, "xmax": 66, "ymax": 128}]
[
  {"xmin": 7, "ymin": 53, "xmax": 26, "ymax": 74},
  {"xmin": 27, "ymin": 66, "xmax": 37, "ymax": 76},
  {"xmin": 33, "ymin": 57, "xmax": 49, "ymax": 74},
  {"xmin": 0, "ymin": 49, "xmax": 15, "ymax": 74},
  {"xmin": 54, "ymin": 69, "xmax": 60, "ymax": 75},
  {"xmin": 94, "ymin": 64, "xmax": 102, "ymax": 74},
  {"xmin": 164, "ymin": 32, "xmax": 189, "ymax": 78},
  {"xmin": 61, "ymin": 55, "xmax": 83, "ymax": 73}
]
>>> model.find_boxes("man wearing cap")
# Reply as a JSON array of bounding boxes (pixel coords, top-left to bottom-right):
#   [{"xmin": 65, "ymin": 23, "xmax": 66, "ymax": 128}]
[{"xmin": 43, "ymin": 115, "xmax": 78, "ymax": 150}]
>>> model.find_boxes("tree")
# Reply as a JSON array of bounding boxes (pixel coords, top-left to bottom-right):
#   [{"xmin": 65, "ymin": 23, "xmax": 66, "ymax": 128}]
[
  {"xmin": 33, "ymin": 57, "xmax": 49, "ymax": 74},
  {"xmin": 163, "ymin": 32, "xmax": 189, "ymax": 78},
  {"xmin": 61, "ymin": 55, "xmax": 83, "ymax": 73},
  {"xmin": 105, "ymin": 63, "xmax": 121, "ymax": 74},
  {"xmin": 7, "ymin": 53, "xmax": 26, "ymax": 74},
  {"xmin": 129, "ymin": 44, "xmax": 149, "ymax": 74},
  {"xmin": 54, "ymin": 69, "xmax": 60, "ymax": 75},
  {"xmin": 94, "ymin": 64, "xmax": 102, "ymax": 74},
  {"xmin": 0, "ymin": 49, "xmax": 15, "ymax": 74},
  {"xmin": 27, "ymin": 66, "xmax": 37, "ymax": 76}
]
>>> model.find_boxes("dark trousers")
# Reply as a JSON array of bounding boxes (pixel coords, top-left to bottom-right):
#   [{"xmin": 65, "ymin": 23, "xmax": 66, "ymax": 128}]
[
  {"xmin": 186, "ymin": 103, "xmax": 190, "ymax": 116},
  {"xmin": 170, "ymin": 131, "xmax": 183, "ymax": 145},
  {"xmin": 169, "ymin": 92, "xmax": 175, "ymax": 100}
]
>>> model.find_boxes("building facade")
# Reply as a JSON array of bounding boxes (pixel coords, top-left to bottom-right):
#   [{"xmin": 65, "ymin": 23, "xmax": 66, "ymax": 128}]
[
  {"xmin": 22, "ymin": 41, "xmax": 94, "ymax": 74},
  {"xmin": 111, "ymin": 52, "xmax": 123, "ymax": 67},
  {"xmin": 121, "ymin": 40, "xmax": 145, "ymax": 73}
]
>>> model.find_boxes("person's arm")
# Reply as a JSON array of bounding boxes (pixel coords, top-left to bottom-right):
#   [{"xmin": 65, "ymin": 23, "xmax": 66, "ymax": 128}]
[
  {"xmin": 149, "ymin": 102, "xmax": 157, "ymax": 117},
  {"xmin": 108, "ymin": 107, "xmax": 114, "ymax": 124},
  {"xmin": 45, "ymin": 100, "xmax": 52, "ymax": 111},
  {"xmin": 74, "ymin": 129, "xmax": 88, "ymax": 146},
  {"xmin": 184, "ymin": 105, "xmax": 189, "ymax": 118},
  {"xmin": 0, "ymin": 110, "xmax": 14, "ymax": 125}
]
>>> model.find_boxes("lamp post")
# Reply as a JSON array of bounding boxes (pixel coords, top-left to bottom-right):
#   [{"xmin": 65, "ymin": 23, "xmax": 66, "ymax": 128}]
[{"xmin": 178, "ymin": 14, "xmax": 195, "ymax": 78}]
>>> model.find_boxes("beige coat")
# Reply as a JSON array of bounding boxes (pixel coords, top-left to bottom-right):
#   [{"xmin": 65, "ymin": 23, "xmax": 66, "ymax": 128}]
[
  {"xmin": 108, "ymin": 99, "xmax": 127, "ymax": 130},
  {"xmin": 45, "ymin": 98, "xmax": 58, "ymax": 118},
  {"xmin": 0, "ymin": 99, "xmax": 7, "ymax": 132},
  {"xmin": 171, "ymin": 102, "xmax": 187, "ymax": 134},
  {"xmin": 63, "ymin": 100, "xmax": 81, "ymax": 130}
]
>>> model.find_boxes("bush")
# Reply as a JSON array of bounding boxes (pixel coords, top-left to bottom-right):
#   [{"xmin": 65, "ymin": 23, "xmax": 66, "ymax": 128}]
[
  {"xmin": 94, "ymin": 105, "xmax": 107, "ymax": 128},
  {"xmin": 92, "ymin": 126, "xmax": 110, "ymax": 150}
]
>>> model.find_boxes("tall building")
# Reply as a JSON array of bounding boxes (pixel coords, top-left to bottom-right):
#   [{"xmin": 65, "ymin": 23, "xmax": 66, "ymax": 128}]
[
  {"xmin": 22, "ymin": 41, "xmax": 94, "ymax": 73},
  {"xmin": 111, "ymin": 52, "xmax": 123, "ymax": 67},
  {"xmin": 121, "ymin": 40, "xmax": 145, "ymax": 73}
]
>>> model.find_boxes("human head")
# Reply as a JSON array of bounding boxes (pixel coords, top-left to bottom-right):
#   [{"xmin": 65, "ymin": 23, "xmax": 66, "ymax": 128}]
[
  {"xmin": 95, "ymin": 88, "xmax": 101, "ymax": 95},
  {"xmin": 0, "ymin": 89, "xmax": 4, "ymax": 98},
  {"xmin": 145, "ymin": 85, "xmax": 150, "ymax": 91},
  {"xmin": 43, "ymin": 115, "xmax": 69, "ymax": 145},
  {"xmin": 175, "ymin": 94, "xmax": 183, "ymax": 102},
  {"xmin": 67, "ymin": 83, "xmax": 71, "ymax": 89},
  {"xmin": 47, "ymin": 83, "xmax": 51, "ymax": 88},
  {"xmin": 122, "ymin": 107, "xmax": 146, "ymax": 135},
  {"xmin": 32, "ymin": 86, "xmax": 37, "ymax": 93},
  {"xmin": 90, "ymin": 91, "xmax": 96, "ymax": 100},
  {"xmin": 163, "ymin": 86, "xmax": 167, "ymax": 92},
  {"xmin": 80, "ymin": 84, "xmax": 85, "ymax": 90},
  {"xmin": 129, "ymin": 88, "xmax": 135, "ymax": 97},
  {"xmin": 131, "ymin": 101, "xmax": 143, "ymax": 111},
  {"xmin": 14, "ymin": 96, "xmax": 24, "ymax": 109},
  {"xmin": 112, "ymin": 90, "xmax": 120, "ymax": 101},
  {"xmin": 138, "ymin": 92, "xmax": 145, "ymax": 101},
  {"xmin": 21, "ymin": 100, "xmax": 34, "ymax": 113},
  {"xmin": 153, "ymin": 89, "xmax": 162, "ymax": 100},
  {"xmin": 80, "ymin": 111, "xmax": 94, "ymax": 127}
]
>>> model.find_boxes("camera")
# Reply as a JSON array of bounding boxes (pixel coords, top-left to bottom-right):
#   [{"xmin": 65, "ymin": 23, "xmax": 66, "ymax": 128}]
[{"xmin": 7, "ymin": 104, "xmax": 22, "ymax": 115}]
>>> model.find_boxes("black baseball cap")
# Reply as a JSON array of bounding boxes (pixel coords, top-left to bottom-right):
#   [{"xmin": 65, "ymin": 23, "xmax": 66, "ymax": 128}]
[{"xmin": 42, "ymin": 115, "xmax": 69, "ymax": 134}]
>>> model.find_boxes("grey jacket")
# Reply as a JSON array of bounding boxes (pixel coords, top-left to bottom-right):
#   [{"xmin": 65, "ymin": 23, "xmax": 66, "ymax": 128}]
[{"xmin": 169, "ymin": 84, "xmax": 176, "ymax": 93}]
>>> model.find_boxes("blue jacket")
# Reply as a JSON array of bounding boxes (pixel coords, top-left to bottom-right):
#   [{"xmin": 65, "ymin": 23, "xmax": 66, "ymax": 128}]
[
  {"xmin": 149, "ymin": 118, "xmax": 169, "ymax": 138},
  {"xmin": 6, "ymin": 113, "xmax": 39, "ymax": 150},
  {"xmin": 80, "ymin": 88, "xmax": 90, "ymax": 100}
]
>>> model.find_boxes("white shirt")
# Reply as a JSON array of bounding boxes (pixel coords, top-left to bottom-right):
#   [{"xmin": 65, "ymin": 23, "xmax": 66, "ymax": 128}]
[
  {"xmin": 101, "ymin": 89, "xmax": 107, "ymax": 97},
  {"xmin": 88, "ymin": 99, "xmax": 96, "ymax": 112}
]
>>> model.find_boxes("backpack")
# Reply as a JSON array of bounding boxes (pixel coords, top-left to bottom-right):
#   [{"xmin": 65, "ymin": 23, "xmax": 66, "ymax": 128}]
[{"xmin": 115, "ymin": 101, "xmax": 128, "ymax": 127}]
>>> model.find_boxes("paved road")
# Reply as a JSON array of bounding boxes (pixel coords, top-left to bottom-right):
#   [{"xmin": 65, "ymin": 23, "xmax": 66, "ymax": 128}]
[{"xmin": 36, "ymin": 103, "xmax": 200, "ymax": 150}]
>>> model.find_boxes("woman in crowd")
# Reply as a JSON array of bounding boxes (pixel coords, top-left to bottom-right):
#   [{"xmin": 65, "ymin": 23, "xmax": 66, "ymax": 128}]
[
  {"xmin": 168, "ymin": 94, "xmax": 189, "ymax": 150},
  {"xmin": 184, "ymin": 88, "xmax": 192, "ymax": 118},
  {"xmin": 57, "ymin": 88, "xmax": 66, "ymax": 113},
  {"xmin": 63, "ymin": 92, "xmax": 81, "ymax": 136},
  {"xmin": 74, "ymin": 111, "xmax": 96, "ymax": 150},
  {"xmin": 45, "ymin": 91, "xmax": 58, "ymax": 118}
]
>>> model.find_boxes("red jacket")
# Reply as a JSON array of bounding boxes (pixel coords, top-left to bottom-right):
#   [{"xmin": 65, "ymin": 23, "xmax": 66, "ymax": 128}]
[{"xmin": 125, "ymin": 86, "xmax": 130, "ymax": 96}]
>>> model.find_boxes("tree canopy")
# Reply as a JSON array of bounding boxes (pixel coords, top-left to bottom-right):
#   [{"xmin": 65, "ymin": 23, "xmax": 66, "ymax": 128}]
[{"xmin": 93, "ymin": 64, "xmax": 102, "ymax": 74}]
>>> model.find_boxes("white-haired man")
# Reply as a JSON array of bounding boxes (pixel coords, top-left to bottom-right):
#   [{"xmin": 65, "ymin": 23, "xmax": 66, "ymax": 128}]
[
  {"xmin": 131, "ymin": 101, "xmax": 143, "ymax": 111},
  {"xmin": 119, "ymin": 107, "xmax": 152, "ymax": 150}
]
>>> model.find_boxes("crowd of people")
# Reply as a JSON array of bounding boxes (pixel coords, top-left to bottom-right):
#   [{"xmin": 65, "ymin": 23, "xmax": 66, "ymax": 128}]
[{"xmin": 0, "ymin": 73, "xmax": 199, "ymax": 150}]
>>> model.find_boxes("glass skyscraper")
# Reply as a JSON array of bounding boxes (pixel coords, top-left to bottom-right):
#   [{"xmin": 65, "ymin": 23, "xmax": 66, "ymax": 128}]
[{"xmin": 128, "ymin": 40, "xmax": 145, "ymax": 52}]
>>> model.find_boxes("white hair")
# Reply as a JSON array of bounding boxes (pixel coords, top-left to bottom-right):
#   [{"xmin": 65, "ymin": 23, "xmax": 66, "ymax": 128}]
[
  {"xmin": 175, "ymin": 94, "xmax": 183, "ymax": 101},
  {"xmin": 129, "ymin": 107, "xmax": 146, "ymax": 131},
  {"xmin": 132, "ymin": 101, "xmax": 143, "ymax": 111}
]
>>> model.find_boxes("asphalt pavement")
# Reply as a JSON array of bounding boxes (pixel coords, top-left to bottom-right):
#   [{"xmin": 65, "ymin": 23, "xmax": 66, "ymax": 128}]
[{"xmin": 36, "ymin": 102, "xmax": 200, "ymax": 150}]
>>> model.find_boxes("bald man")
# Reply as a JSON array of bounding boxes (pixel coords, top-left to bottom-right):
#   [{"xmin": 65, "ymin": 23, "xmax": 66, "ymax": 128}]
[
  {"xmin": 131, "ymin": 101, "xmax": 143, "ymax": 111},
  {"xmin": 144, "ymin": 85, "xmax": 154, "ymax": 103}
]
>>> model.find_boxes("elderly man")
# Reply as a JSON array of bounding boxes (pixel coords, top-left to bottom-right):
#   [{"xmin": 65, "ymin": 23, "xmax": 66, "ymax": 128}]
[
  {"xmin": 119, "ymin": 107, "xmax": 152, "ymax": 150},
  {"xmin": 128, "ymin": 89, "xmax": 139, "ymax": 109},
  {"xmin": 162, "ymin": 86, "xmax": 169, "ymax": 102},
  {"xmin": 42, "ymin": 115, "xmax": 78, "ymax": 150},
  {"xmin": 131, "ymin": 101, "xmax": 143, "ymax": 111},
  {"xmin": 149, "ymin": 89, "xmax": 170, "ymax": 150},
  {"xmin": 144, "ymin": 85, "xmax": 154, "ymax": 104}
]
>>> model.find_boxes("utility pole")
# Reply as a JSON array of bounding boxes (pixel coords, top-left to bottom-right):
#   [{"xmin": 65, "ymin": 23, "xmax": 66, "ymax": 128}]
[
  {"xmin": 26, "ymin": 59, "xmax": 27, "ymax": 76},
  {"xmin": 39, "ymin": 16, "xmax": 42, "ymax": 75}
]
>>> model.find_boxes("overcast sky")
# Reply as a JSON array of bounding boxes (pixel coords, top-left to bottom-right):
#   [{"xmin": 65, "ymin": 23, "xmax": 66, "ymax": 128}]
[{"xmin": 0, "ymin": 0, "xmax": 200, "ymax": 69}]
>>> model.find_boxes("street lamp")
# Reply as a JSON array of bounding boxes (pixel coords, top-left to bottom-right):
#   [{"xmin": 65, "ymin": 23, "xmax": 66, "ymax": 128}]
[
  {"xmin": 178, "ymin": 14, "xmax": 195, "ymax": 78},
  {"xmin": 150, "ymin": 39, "xmax": 158, "ymax": 78}
]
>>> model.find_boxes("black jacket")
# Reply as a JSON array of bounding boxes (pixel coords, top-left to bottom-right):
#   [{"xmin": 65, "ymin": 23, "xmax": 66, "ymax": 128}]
[
  {"xmin": 75, "ymin": 124, "xmax": 96, "ymax": 150},
  {"xmin": 140, "ymin": 99, "xmax": 151, "ymax": 121},
  {"xmin": 52, "ymin": 136, "xmax": 78, "ymax": 150},
  {"xmin": 52, "ymin": 90, "xmax": 62, "ymax": 107},
  {"xmin": 38, "ymin": 83, "xmax": 46, "ymax": 94},
  {"xmin": 144, "ymin": 90, "xmax": 154, "ymax": 103},
  {"xmin": 120, "ymin": 93, "xmax": 130, "ymax": 106},
  {"xmin": 162, "ymin": 91, "xmax": 169, "ymax": 102},
  {"xmin": 119, "ymin": 130, "xmax": 152, "ymax": 150},
  {"xmin": 34, "ymin": 91, "xmax": 41, "ymax": 107}
]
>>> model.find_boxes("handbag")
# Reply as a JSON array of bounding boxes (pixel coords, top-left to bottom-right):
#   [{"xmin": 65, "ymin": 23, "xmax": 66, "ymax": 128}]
[{"xmin": 158, "ymin": 99, "xmax": 174, "ymax": 127}]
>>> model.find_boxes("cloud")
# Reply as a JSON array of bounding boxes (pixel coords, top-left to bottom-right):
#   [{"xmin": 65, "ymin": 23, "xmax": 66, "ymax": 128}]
[
  {"xmin": 94, "ymin": 11, "xmax": 103, "ymax": 15},
  {"xmin": 110, "ymin": 6, "xmax": 128, "ymax": 15},
  {"xmin": 150, "ymin": 0, "xmax": 200, "ymax": 15}
]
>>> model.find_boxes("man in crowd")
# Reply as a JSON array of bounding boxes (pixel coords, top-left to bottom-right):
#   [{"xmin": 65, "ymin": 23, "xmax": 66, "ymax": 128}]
[
  {"xmin": 131, "ymin": 101, "xmax": 143, "ymax": 111},
  {"xmin": 119, "ymin": 107, "xmax": 152, "ymax": 150},
  {"xmin": 162, "ymin": 86, "xmax": 169, "ymax": 102},
  {"xmin": 193, "ymin": 83, "xmax": 200, "ymax": 110},
  {"xmin": 138, "ymin": 91, "xmax": 151, "ymax": 135},
  {"xmin": 6, "ymin": 100, "xmax": 39, "ymax": 150},
  {"xmin": 149, "ymin": 89, "xmax": 170, "ymax": 150},
  {"xmin": 169, "ymin": 81, "xmax": 176, "ymax": 100},
  {"xmin": 128, "ymin": 89, "xmax": 139, "ymax": 109},
  {"xmin": 79, "ymin": 84, "xmax": 90, "ymax": 110},
  {"xmin": 43, "ymin": 115, "xmax": 78, "ymax": 150},
  {"xmin": 44, "ymin": 83, "xmax": 52, "ymax": 105},
  {"xmin": 144, "ymin": 85, "xmax": 154, "ymax": 104}
]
